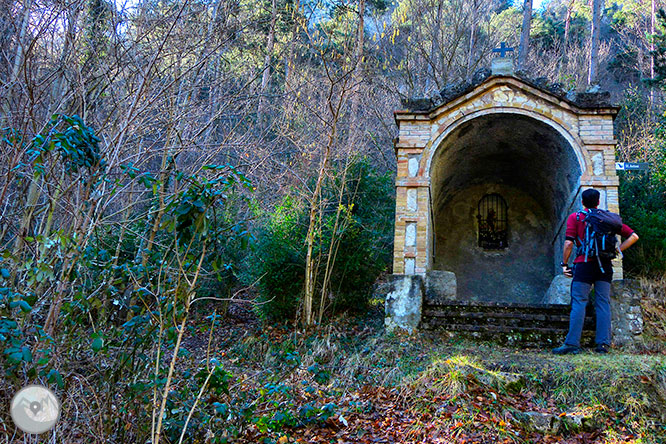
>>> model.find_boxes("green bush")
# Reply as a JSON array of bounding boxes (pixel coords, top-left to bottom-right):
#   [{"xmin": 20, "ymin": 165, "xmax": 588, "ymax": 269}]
[
  {"xmin": 619, "ymin": 171, "xmax": 666, "ymax": 276},
  {"xmin": 325, "ymin": 160, "xmax": 394, "ymax": 311},
  {"xmin": 615, "ymin": 86, "xmax": 666, "ymax": 277},
  {"xmin": 251, "ymin": 158, "xmax": 394, "ymax": 322},
  {"xmin": 252, "ymin": 195, "xmax": 307, "ymax": 321}
]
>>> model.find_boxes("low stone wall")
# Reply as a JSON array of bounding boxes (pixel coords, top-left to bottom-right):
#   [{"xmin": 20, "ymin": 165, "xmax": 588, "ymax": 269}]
[
  {"xmin": 611, "ymin": 280, "xmax": 644, "ymax": 346},
  {"xmin": 544, "ymin": 277, "xmax": 644, "ymax": 346}
]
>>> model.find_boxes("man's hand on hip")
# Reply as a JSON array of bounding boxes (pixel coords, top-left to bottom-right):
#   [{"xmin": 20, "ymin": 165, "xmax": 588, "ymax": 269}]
[{"xmin": 562, "ymin": 264, "xmax": 573, "ymax": 278}]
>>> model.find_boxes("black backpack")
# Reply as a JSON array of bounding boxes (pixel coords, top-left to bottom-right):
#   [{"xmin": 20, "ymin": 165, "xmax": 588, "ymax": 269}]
[{"xmin": 576, "ymin": 208, "xmax": 623, "ymax": 271}]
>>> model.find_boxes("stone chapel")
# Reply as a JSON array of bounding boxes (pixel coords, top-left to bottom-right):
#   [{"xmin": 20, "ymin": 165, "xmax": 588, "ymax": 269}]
[{"xmin": 383, "ymin": 56, "xmax": 644, "ymax": 345}]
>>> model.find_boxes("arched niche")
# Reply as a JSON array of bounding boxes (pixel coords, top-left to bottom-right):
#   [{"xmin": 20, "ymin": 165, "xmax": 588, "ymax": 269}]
[{"xmin": 429, "ymin": 113, "xmax": 582, "ymax": 303}]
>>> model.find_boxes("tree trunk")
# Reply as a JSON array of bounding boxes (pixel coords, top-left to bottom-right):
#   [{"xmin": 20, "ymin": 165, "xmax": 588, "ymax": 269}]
[
  {"xmin": 466, "ymin": 0, "xmax": 478, "ymax": 79},
  {"xmin": 346, "ymin": 0, "xmax": 365, "ymax": 147},
  {"xmin": 12, "ymin": 176, "xmax": 42, "ymax": 257},
  {"xmin": 285, "ymin": 0, "xmax": 299, "ymax": 89},
  {"xmin": 651, "ymin": 0, "xmax": 655, "ymax": 107},
  {"xmin": 303, "ymin": 176, "xmax": 323, "ymax": 326},
  {"xmin": 588, "ymin": 0, "xmax": 602, "ymax": 85},
  {"xmin": 8, "ymin": 0, "xmax": 31, "ymax": 85},
  {"xmin": 518, "ymin": 0, "xmax": 532, "ymax": 70},
  {"xmin": 317, "ymin": 159, "xmax": 357, "ymax": 324},
  {"xmin": 48, "ymin": 3, "xmax": 81, "ymax": 117},
  {"xmin": 0, "ymin": 0, "xmax": 13, "ymax": 80},
  {"xmin": 2, "ymin": 0, "xmax": 32, "ymax": 126},
  {"xmin": 257, "ymin": 0, "xmax": 277, "ymax": 128},
  {"xmin": 559, "ymin": 0, "xmax": 574, "ymax": 77},
  {"xmin": 303, "ymin": 76, "xmax": 348, "ymax": 326},
  {"xmin": 42, "ymin": 177, "xmax": 98, "ymax": 339},
  {"xmin": 283, "ymin": 0, "xmax": 301, "ymax": 119},
  {"xmin": 304, "ymin": 144, "xmax": 332, "ymax": 325}
]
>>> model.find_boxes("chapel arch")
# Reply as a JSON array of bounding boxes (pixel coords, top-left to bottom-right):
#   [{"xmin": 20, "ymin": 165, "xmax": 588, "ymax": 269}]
[
  {"xmin": 429, "ymin": 112, "xmax": 582, "ymax": 303},
  {"xmin": 424, "ymin": 107, "xmax": 589, "ymax": 177}
]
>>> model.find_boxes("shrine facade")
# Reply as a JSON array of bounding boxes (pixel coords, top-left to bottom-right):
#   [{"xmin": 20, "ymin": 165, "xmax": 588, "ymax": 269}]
[{"xmin": 392, "ymin": 61, "xmax": 621, "ymax": 303}]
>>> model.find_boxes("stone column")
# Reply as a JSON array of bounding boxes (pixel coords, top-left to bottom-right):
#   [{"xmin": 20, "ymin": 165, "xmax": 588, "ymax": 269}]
[
  {"xmin": 578, "ymin": 113, "xmax": 622, "ymax": 278},
  {"xmin": 393, "ymin": 116, "xmax": 431, "ymax": 275}
]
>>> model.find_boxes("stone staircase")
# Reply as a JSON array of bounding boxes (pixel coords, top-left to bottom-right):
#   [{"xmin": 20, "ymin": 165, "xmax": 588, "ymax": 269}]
[{"xmin": 421, "ymin": 301, "xmax": 596, "ymax": 346}]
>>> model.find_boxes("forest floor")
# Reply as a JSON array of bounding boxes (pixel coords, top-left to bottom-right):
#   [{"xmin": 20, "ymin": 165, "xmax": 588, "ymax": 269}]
[{"xmin": 192, "ymin": 300, "xmax": 666, "ymax": 444}]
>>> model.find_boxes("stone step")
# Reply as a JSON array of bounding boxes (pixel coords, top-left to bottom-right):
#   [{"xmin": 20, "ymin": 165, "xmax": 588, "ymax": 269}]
[
  {"xmin": 422, "ymin": 308, "xmax": 573, "ymax": 323},
  {"xmin": 420, "ymin": 321, "xmax": 589, "ymax": 335},
  {"xmin": 422, "ymin": 317, "xmax": 591, "ymax": 331},
  {"xmin": 421, "ymin": 321, "xmax": 595, "ymax": 347},
  {"xmin": 421, "ymin": 315, "xmax": 593, "ymax": 331},
  {"xmin": 422, "ymin": 308, "xmax": 595, "ymax": 329},
  {"xmin": 421, "ymin": 302, "xmax": 596, "ymax": 345},
  {"xmin": 424, "ymin": 300, "xmax": 574, "ymax": 314}
]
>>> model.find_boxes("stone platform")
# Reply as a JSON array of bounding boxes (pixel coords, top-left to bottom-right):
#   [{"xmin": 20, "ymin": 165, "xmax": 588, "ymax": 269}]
[{"xmin": 382, "ymin": 274, "xmax": 644, "ymax": 347}]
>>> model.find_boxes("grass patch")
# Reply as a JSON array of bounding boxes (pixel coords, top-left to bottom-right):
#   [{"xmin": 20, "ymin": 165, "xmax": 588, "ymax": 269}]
[{"xmin": 206, "ymin": 308, "xmax": 666, "ymax": 443}]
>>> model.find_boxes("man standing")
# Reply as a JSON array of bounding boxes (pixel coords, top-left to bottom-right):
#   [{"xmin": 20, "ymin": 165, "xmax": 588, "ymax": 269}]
[{"xmin": 553, "ymin": 188, "xmax": 639, "ymax": 355}]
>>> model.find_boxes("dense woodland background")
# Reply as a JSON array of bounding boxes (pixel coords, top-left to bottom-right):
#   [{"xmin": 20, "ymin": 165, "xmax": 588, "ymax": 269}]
[{"xmin": 0, "ymin": 0, "xmax": 666, "ymax": 442}]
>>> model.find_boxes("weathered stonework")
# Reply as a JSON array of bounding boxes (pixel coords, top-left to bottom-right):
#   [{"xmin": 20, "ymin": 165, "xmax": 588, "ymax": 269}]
[
  {"xmin": 386, "ymin": 62, "xmax": 642, "ymax": 336},
  {"xmin": 392, "ymin": 75, "xmax": 621, "ymax": 284},
  {"xmin": 386, "ymin": 69, "xmax": 630, "ymax": 332},
  {"xmin": 542, "ymin": 278, "xmax": 645, "ymax": 346},
  {"xmin": 543, "ymin": 275, "xmax": 572, "ymax": 305},
  {"xmin": 491, "ymin": 57, "xmax": 515, "ymax": 76},
  {"xmin": 384, "ymin": 275, "xmax": 424, "ymax": 333},
  {"xmin": 424, "ymin": 270, "xmax": 457, "ymax": 305},
  {"xmin": 611, "ymin": 280, "xmax": 644, "ymax": 346}
]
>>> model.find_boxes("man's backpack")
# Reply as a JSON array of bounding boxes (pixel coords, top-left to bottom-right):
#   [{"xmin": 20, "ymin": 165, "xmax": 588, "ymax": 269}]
[{"xmin": 576, "ymin": 208, "xmax": 623, "ymax": 271}]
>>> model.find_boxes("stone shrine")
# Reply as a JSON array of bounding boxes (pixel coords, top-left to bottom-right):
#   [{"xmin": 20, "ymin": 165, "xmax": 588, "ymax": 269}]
[{"xmin": 384, "ymin": 57, "xmax": 643, "ymax": 345}]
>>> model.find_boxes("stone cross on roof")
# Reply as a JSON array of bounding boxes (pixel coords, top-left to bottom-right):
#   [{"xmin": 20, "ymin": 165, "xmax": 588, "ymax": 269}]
[{"xmin": 492, "ymin": 42, "xmax": 514, "ymax": 58}]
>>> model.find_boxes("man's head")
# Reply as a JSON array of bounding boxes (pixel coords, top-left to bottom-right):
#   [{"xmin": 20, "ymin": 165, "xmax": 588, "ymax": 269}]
[{"xmin": 582, "ymin": 188, "xmax": 600, "ymax": 209}]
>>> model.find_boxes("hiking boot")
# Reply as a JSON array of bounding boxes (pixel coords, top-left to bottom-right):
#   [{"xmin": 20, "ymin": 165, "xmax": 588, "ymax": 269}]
[
  {"xmin": 552, "ymin": 344, "xmax": 582, "ymax": 355},
  {"xmin": 595, "ymin": 344, "xmax": 610, "ymax": 354}
]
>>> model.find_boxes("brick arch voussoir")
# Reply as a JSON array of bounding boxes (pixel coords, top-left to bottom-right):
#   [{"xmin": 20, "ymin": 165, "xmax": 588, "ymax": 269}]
[{"xmin": 422, "ymin": 107, "xmax": 587, "ymax": 178}]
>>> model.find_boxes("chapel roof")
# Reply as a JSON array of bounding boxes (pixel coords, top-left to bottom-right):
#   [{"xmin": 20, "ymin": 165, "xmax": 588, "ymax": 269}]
[{"xmin": 398, "ymin": 68, "xmax": 618, "ymax": 115}]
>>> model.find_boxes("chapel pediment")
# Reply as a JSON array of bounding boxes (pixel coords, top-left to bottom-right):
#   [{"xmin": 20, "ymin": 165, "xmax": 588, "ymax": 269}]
[{"xmin": 397, "ymin": 72, "xmax": 618, "ymax": 122}]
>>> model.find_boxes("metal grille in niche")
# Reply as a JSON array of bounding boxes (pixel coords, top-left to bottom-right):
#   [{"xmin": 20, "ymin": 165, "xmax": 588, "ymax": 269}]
[{"xmin": 476, "ymin": 193, "xmax": 508, "ymax": 249}]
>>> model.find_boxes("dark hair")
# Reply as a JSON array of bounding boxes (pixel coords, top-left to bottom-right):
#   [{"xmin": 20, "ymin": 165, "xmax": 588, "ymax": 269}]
[{"xmin": 582, "ymin": 188, "xmax": 600, "ymax": 208}]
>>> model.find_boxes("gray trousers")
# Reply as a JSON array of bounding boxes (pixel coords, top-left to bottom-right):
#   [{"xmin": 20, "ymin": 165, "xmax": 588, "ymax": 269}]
[{"xmin": 564, "ymin": 280, "xmax": 612, "ymax": 347}]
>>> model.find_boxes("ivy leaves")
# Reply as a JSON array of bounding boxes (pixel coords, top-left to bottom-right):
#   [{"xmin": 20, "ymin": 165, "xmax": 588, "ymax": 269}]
[
  {"xmin": 28, "ymin": 114, "xmax": 105, "ymax": 178},
  {"xmin": 164, "ymin": 165, "xmax": 252, "ymax": 245}
]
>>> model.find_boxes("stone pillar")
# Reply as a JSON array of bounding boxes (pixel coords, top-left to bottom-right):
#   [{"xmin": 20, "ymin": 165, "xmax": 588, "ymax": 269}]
[
  {"xmin": 393, "ymin": 116, "xmax": 431, "ymax": 275},
  {"xmin": 384, "ymin": 275, "xmax": 424, "ymax": 333},
  {"xmin": 578, "ymin": 113, "xmax": 622, "ymax": 278}
]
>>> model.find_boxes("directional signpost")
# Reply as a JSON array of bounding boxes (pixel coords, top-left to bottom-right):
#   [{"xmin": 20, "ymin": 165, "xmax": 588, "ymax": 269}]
[{"xmin": 615, "ymin": 162, "xmax": 650, "ymax": 171}]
